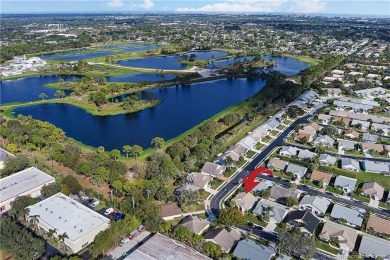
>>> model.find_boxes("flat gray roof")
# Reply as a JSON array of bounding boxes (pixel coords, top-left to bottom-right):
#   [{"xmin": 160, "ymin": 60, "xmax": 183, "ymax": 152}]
[
  {"xmin": 125, "ymin": 233, "xmax": 211, "ymax": 260},
  {"xmin": 28, "ymin": 193, "xmax": 110, "ymax": 242},
  {"xmin": 0, "ymin": 148, "xmax": 14, "ymax": 163},
  {"xmin": 0, "ymin": 167, "xmax": 55, "ymax": 203}
]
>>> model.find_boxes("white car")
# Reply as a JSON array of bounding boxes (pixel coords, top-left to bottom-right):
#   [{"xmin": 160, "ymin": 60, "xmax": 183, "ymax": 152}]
[
  {"xmin": 104, "ymin": 207, "xmax": 114, "ymax": 215},
  {"xmin": 89, "ymin": 200, "xmax": 100, "ymax": 208}
]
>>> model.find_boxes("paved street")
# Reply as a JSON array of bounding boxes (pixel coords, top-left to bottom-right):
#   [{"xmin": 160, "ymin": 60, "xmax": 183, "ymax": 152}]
[{"xmin": 210, "ymin": 112, "xmax": 316, "ymax": 216}]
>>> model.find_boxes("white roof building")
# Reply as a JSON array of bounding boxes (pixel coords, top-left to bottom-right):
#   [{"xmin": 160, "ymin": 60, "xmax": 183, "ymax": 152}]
[
  {"xmin": 0, "ymin": 167, "xmax": 55, "ymax": 213},
  {"xmin": 28, "ymin": 193, "xmax": 110, "ymax": 253}
]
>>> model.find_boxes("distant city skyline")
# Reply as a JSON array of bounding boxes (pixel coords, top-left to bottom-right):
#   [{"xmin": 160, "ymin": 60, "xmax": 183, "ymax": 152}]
[{"xmin": 1, "ymin": 0, "xmax": 389, "ymax": 17}]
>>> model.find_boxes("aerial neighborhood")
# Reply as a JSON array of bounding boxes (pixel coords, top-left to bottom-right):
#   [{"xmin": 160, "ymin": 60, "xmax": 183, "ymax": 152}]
[{"xmin": 0, "ymin": 12, "xmax": 390, "ymax": 260}]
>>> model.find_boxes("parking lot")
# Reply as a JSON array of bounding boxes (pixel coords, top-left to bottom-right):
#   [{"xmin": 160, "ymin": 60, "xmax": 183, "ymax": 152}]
[
  {"xmin": 69, "ymin": 194, "xmax": 125, "ymax": 221},
  {"xmin": 106, "ymin": 231, "xmax": 151, "ymax": 260}
]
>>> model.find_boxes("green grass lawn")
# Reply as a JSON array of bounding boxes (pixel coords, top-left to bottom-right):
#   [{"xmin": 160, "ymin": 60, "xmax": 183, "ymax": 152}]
[
  {"xmin": 224, "ymin": 168, "xmax": 237, "ymax": 178},
  {"xmin": 246, "ymin": 150, "xmax": 256, "ymax": 159},
  {"xmin": 304, "ymin": 180, "xmax": 321, "ymax": 189},
  {"xmin": 351, "ymin": 193, "xmax": 370, "ymax": 203},
  {"xmin": 262, "ymin": 136, "xmax": 272, "ymax": 143},
  {"xmin": 243, "ymin": 214, "xmax": 267, "ymax": 227},
  {"xmin": 185, "ymin": 204, "xmax": 205, "ymax": 212},
  {"xmin": 237, "ymin": 159, "xmax": 247, "ymax": 168},
  {"xmin": 283, "ymin": 119, "xmax": 292, "ymax": 125},
  {"xmin": 345, "ymin": 150, "xmax": 364, "ymax": 156},
  {"xmin": 273, "ymin": 171, "xmax": 293, "ymax": 180},
  {"xmin": 316, "ymin": 241, "xmax": 339, "ymax": 255},
  {"xmin": 256, "ymin": 142, "xmax": 265, "ymax": 150},
  {"xmin": 277, "ymin": 125, "xmax": 286, "ymax": 131},
  {"xmin": 270, "ymin": 130, "xmax": 279, "ymax": 136},
  {"xmin": 325, "ymin": 186, "xmax": 343, "ymax": 195},
  {"xmin": 356, "ymin": 172, "xmax": 390, "ymax": 191},
  {"xmin": 197, "ymin": 213, "xmax": 207, "ymax": 219},
  {"xmin": 210, "ymin": 178, "xmax": 224, "ymax": 190},
  {"xmin": 379, "ymin": 201, "xmax": 390, "ymax": 210}
]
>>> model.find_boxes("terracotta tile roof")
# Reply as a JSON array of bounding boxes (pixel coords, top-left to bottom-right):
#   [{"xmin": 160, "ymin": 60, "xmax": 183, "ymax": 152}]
[
  {"xmin": 362, "ymin": 143, "xmax": 384, "ymax": 153},
  {"xmin": 160, "ymin": 203, "xmax": 182, "ymax": 218},
  {"xmin": 367, "ymin": 215, "xmax": 390, "ymax": 235},
  {"xmin": 310, "ymin": 170, "xmax": 332, "ymax": 184}
]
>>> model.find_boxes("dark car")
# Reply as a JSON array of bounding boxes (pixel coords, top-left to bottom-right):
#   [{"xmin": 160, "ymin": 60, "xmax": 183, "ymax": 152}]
[
  {"xmin": 114, "ymin": 213, "xmax": 125, "ymax": 220},
  {"xmin": 137, "ymin": 224, "xmax": 145, "ymax": 232},
  {"xmin": 108, "ymin": 212, "xmax": 116, "ymax": 218}
]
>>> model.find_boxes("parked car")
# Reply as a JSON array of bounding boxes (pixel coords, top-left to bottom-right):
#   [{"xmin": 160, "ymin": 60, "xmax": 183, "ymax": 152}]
[
  {"xmin": 114, "ymin": 213, "xmax": 125, "ymax": 220},
  {"xmin": 129, "ymin": 230, "xmax": 138, "ymax": 240},
  {"xmin": 120, "ymin": 237, "xmax": 129, "ymax": 246},
  {"xmin": 137, "ymin": 224, "xmax": 145, "ymax": 232},
  {"xmin": 104, "ymin": 208, "xmax": 114, "ymax": 215},
  {"xmin": 89, "ymin": 200, "xmax": 100, "ymax": 208},
  {"xmin": 108, "ymin": 212, "xmax": 116, "ymax": 218}
]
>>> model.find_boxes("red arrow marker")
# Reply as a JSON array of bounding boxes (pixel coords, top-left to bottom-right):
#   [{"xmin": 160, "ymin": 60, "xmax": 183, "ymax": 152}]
[{"xmin": 243, "ymin": 167, "xmax": 273, "ymax": 193}]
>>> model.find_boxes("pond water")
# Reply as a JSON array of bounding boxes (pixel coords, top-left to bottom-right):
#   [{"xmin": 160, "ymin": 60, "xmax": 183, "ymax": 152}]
[
  {"xmin": 39, "ymin": 44, "xmax": 162, "ymax": 61},
  {"xmin": 120, "ymin": 54, "xmax": 309, "ymax": 76},
  {"xmin": 13, "ymin": 78, "xmax": 266, "ymax": 149},
  {"xmin": 106, "ymin": 73, "xmax": 176, "ymax": 83},
  {"xmin": 117, "ymin": 51, "xmax": 228, "ymax": 70},
  {"xmin": 207, "ymin": 55, "xmax": 310, "ymax": 76},
  {"xmin": 0, "ymin": 75, "xmax": 79, "ymax": 104},
  {"xmin": 1, "ymin": 74, "xmax": 177, "ymax": 104}
]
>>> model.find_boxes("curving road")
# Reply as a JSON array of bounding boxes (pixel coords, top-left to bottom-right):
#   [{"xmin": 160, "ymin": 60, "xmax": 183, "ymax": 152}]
[
  {"xmin": 210, "ymin": 102, "xmax": 390, "ymax": 220},
  {"xmin": 210, "ymin": 112, "xmax": 315, "ymax": 215}
]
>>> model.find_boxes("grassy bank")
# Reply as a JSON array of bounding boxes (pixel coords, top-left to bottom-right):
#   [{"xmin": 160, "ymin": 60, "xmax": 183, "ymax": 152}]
[
  {"xmin": 2, "ymin": 97, "xmax": 162, "ymax": 117},
  {"xmin": 278, "ymin": 54, "xmax": 319, "ymax": 66}
]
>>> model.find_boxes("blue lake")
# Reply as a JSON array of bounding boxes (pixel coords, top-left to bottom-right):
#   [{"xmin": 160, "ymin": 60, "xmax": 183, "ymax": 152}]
[
  {"xmin": 118, "ymin": 51, "xmax": 228, "ymax": 70},
  {"xmin": 106, "ymin": 73, "xmax": 176, "ymax": 83},
  {"xmin": 0, "ymin": 75, "xmax": 79, "ymax": 104},
  {"xmin": 207, "ymin": 56, "xmax": 255, "ymax": 69},
  {"xmin": 13, "ymin": 78, "xmax": 266, "ymax": 149},
  {"xmin": 0, "ymin": 74, "xmax": 177, "ymax": 104},
  {"xmin": 207, "ymin": 55, "xmax": 310, "ymax": 76},
  {"xmin": 39, "ymin": 44, "xmax": 162, "ymax": 61}
]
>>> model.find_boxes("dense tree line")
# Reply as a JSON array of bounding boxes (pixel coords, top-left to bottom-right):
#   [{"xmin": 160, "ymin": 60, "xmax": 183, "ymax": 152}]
[{"xmin": 0, "ymin": 216, "xmax": 45, "ymax": 260}]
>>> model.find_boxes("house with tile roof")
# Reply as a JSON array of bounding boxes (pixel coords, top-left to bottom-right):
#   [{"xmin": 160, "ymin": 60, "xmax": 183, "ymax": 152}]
[
  {"xmin": 267, "ymin": 158, "xmax": 288, "ymax": 171},
  {"xmin": 231, "ymin": 192, "xmax": 257, "ymax": 213},
  {"xmin": 319, "ymin": 222, "xmax": 358, "ymax": 252},
  {"xmin": 334, "ymin": 175, "xmax": 357, "ymax": 196},
  {"xmin": 318, "ymin": 154, "xmax": 337, "ymax": 166},
  {"xmin": 358, "ymin": 236, "xmax": 390, "ymax": 259},
  {"xmin": 361, "ymin": 182, "xmax": 385, "ymax": 200},
  {"xmin": 252, "ymin": 199, "xmax": 289, "ymax": 223},
  {"xmin": 366, "ymin": 215, "xmax": 390, "ymax": 236},
  {"xmin": 233, "ymin": 239, "xmax": 276, "ymax": 260},
  {"xmin": 298, "ymin": 195, "xmax": 331, "ymax": 217},
  {"xmin": 283, "ymin": 210, "xmax": 320, "ymax": 234},
  {"xmin": 201, "ymin": 162, "xmax": 226, "ymax": 177},
  {"xmin": 285, "ymin": 164, "xmax": 307, "ymax": 180},
  {"xmin": 341, "ymin": 158, "xmax": 360, "ymax": 172},
  {"xmin": 309, "ymin": 170, "xmax": 332, "ymax": 187},
  {"xmin": 270, "ymin": 185, "xmax": 301, "ymax": 204},
  {"xmin": 204, "ymin": 228, "xmax": 241, "ymax": 253},
  {"xmin": 331, "ymin": 204, "xmax": 365, "ymax": 228},
  {"xmin": 362, "ymin": 160, "xmax": 389, "ymax": 175},
  {"xmin": 180, "ymin": 215, "xmax": 210, "ymax": 235}
]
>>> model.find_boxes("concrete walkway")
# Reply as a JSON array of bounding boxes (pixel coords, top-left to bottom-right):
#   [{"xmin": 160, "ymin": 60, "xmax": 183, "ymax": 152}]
[
  {"xmin": 263, "ymin": 221, "xmax": 277, "ymax": 232},
  {"xmin": 204, "ymin": 186, "xmax": 217, "ymax": 195}
]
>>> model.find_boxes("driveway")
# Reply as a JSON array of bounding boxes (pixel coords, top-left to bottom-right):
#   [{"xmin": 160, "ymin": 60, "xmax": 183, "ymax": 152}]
[{"xmin": 106, "ymin": 231, "xmax": 151, "ymax": 260}]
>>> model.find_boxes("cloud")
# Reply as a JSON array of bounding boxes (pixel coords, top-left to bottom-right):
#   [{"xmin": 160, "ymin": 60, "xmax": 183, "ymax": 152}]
[
  {"xmin": 290, "ymin": 0, "xmax": 326, "ymax": 13},
  {"xmin": 140, "ymin": 0, "xmax": 154, "ymax": 9},
  {"xmin": 107, "ymin": 0, "xmax": 124, "ymax": 8},
  {"xmin": 176, "ymin": 0, "xmax": 288, "ymax": 13}
]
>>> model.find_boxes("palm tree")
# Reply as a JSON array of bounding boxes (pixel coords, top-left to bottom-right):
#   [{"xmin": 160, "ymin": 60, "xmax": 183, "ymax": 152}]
[
  {"xmin": 47, "ymin": 228, "xmax": 57, "ymax": 239},
  {"xmin": 29, "ymin": 215, "xmax": 40, "ymax": 231},
  {"xmin": 151, "ymin": 137, "xmax": 164, "ymax": 149},
  {"xmin": 39, "ymin": 92, "xmax": 48, "ymax": 101},
  {"xmin": 58, "ymin": 232, "xmax": 69, "ymax": 251},
  {"xmin": 18, "ymin": 207, "xmax": 30, "ymax": 223},
  {"xmin": 123, "ymin": 145, "xmax": 132, "ymax": 160}
]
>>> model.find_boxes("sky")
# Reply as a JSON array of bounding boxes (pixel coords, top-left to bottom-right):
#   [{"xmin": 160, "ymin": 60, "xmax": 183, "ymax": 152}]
[{"xmin": 1, "ymin": 0, "xmax": 389, "ymax": 17}]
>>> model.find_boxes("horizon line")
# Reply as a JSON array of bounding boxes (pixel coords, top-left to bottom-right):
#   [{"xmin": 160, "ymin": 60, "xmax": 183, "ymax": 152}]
[{"xmin": 0, "ymin": 11, "xmax": 389, "ymax": 18}]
